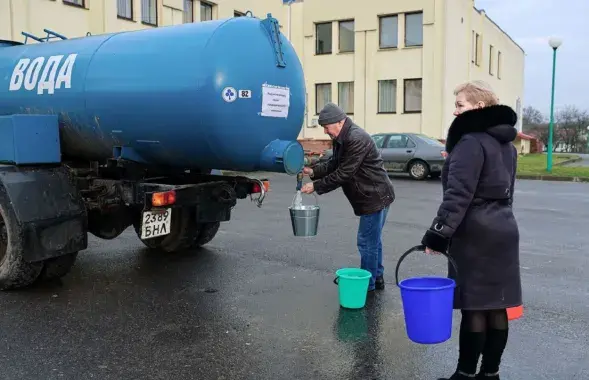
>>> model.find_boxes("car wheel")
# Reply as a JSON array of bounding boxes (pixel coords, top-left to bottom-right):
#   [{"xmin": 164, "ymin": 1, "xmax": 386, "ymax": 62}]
[{"xmin": 408, "ymin": 160, "xmax": 430, "ymax": 181}]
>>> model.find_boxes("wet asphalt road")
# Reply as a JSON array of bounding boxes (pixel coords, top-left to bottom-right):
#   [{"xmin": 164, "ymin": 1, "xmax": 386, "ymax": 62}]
[{"xmin": 0, "ymin": 174, "xmax": 588, "ymax": 380}]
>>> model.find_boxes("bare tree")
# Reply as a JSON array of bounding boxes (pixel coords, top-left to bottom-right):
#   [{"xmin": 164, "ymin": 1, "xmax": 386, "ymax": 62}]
[
  {"xmin": 555, "ymin": 105, "xmax": 589, "ymax": 153},
  {"xmin": 522, "ymin": 106, "xmax": 546, "ymax": 128}
]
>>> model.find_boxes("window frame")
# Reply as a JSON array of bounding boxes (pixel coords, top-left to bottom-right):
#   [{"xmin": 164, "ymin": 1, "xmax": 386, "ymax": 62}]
[
  {"xmin": 378, "ymin": 14, "xmax": 399, "ymax": 49},
  {"xmin": 403, "ymin": 78, "xmax": 423, "ymax": 114},
  {"xmin": 337, "ymin": 81, "xmax": 354, "ymax": 115},
  {"xmin": 315, "ymin": 83, "xmax": 332, "ymax": 115},
  {"xmin": 489, "ymin": 44, "xmax": 495, "ymax": 75},
  {"xmin": 377, "ymin": 79, "xmax": 397, "ymax": 114},
  {"xmin": 141, "ymin": 0, "xmax": 158, "ymax": 26},
  {"xmin": 63, "ymin": 0, "xmax": 85, "ymax": 8},
  {"xmin": 315, "ymin": 22, "xmax": 333, "ymax": 55},
  {"xmin": 117, "ymin": 0, "xmax": 134, "ymax": 20},
  {"xmin": 200, "ymin": 1, "xmax": 213, "ymax": 22},
  {"xmin": 338, "ymin": 19, "xmax": 355, "ymax": 53},
  {"xmin": 404, "ymin": 11, "xmax": 423, "ymax": 47},
  {"xmin": 183, "ymin": 0, "xmax": 194, "ymax": 23}
]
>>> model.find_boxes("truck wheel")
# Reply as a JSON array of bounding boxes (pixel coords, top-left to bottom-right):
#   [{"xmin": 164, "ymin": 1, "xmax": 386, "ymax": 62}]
[
  {"xmin": 192, "ymin": 222, "xmax": 220, "ymax": 248},
  {"xmin": 133, "ymin": 208, "xmax": 199, "ymax": 253},
  {"xmin": 0, "ymin": 196, "xmax": 44, "ymax": 290},
  {"xmin": 408, "ymin": 160, "xmax": 430, "ymax": 181},
  {"xmin": 37, "ymin": 252, "xmax": 79, "ymax": 281}
]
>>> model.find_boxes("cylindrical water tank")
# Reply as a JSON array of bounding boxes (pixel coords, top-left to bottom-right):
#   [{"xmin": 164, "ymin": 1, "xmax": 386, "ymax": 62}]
[{"xmin": 0, "ymin": 14, "xmax": 306, "ymax": 174}]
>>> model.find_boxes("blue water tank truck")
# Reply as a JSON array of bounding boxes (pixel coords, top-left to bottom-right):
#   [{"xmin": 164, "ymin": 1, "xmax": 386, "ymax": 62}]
[{"xmin": 0, "ymin": 13, "xmax": 306, "ymax": 290}]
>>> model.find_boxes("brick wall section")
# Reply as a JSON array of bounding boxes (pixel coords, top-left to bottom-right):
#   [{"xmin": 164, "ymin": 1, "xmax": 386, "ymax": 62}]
[{"xmin": 298, "ymin": 139, "xmax": 332, "ymax": 155}]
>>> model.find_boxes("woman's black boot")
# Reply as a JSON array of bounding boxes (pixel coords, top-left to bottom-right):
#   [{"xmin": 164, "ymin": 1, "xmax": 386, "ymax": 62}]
[{"xmin": 437, "ymin": 371, "xmax": 477, "ymax": 380}]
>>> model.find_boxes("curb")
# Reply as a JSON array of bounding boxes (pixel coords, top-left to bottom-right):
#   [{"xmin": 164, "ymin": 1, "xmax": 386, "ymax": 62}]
[
  {"xmin": 516, "ymin": 174, "xmax": 589, "ymax": 182},
  {"xmin": 554, "ymin": 157, "xmax": 583, "ymax": 166}
]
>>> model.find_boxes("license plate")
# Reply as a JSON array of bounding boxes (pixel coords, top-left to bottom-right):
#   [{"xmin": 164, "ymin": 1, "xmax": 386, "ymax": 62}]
[{"xmin": 141, "ymin": 208, "xmax": 172, "ymax": 239}]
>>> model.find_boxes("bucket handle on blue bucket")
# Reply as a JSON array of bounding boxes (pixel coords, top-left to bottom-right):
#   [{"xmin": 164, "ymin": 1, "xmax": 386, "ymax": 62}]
[{"xmin": 394, "ymin": 245, "xmax": 459, "ymax": 287}]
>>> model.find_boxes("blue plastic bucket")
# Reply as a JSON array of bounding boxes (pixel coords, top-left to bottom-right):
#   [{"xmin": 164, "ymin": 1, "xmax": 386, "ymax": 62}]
[{"xmin": 395, "ymin": 246, "xmax": 458, "ymax": 344}]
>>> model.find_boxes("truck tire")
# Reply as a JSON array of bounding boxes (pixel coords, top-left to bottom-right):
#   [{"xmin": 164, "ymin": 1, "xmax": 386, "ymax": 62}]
[
  {"xmin": 192, "ymin": 222, "xmax": 220, "ymax": 248},
  {"xmin": 37, "ymin": 252, "xmax": 79, "ymax": 281},
  {"xmin": 0, "ymin": 195, "xmax": 44, "ymax": 290},
  {"xmin": 133, "ymin": 208, "xmax": 199, "ymax": 253}
]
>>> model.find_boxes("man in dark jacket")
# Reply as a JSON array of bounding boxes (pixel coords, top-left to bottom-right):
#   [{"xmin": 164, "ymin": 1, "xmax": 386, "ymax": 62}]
[{"xmin": 301, "ymin": 103, "xmax": 395, "ymax": 292}]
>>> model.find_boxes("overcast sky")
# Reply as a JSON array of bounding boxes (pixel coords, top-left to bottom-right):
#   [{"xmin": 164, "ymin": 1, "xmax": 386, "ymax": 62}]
[{"xmin": 475, "ymin": 0, "xmax": 587, "ymax": 115}]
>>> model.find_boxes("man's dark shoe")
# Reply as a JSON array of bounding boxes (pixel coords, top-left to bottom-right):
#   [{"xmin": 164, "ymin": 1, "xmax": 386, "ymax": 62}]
[{"xmin": 375, "ymin": 276, "xmax": 385, "ymax": 290}]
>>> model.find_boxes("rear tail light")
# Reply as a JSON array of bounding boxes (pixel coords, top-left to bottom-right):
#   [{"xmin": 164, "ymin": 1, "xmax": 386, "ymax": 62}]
[
  {"xmin": 441, "ymin": 151, "xmax": 448, "ymax": 158},
  {"xmin": 251, "ymin": 180, "xmax": 270, "ymax": 194},
  {"xmin": 152, "ymin": 190, "xmax": 176, "ymax": 207}
]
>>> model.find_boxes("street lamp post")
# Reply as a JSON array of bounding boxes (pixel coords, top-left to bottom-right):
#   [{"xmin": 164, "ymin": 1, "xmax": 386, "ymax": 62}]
[{"xmin": 547, "ymin": 37, "xmax": 562, "ymax": 172}]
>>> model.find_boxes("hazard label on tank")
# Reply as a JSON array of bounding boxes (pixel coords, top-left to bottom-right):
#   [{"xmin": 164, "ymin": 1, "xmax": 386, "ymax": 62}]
[{"xmin": 222, "ymin": 87, "xmax": 237, "ymax": 102}]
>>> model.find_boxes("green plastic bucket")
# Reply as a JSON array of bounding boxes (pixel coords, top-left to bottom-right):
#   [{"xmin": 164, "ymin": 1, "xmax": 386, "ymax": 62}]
[{"xmin": 333, "ymin": 268, "xmax": 372, "ymax": 309}]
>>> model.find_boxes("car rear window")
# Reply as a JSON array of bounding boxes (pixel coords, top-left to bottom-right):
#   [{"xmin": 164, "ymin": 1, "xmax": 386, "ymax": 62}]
[{"xmin": 415, "ymin": 134, "xmax": 445, "ymax": 147}]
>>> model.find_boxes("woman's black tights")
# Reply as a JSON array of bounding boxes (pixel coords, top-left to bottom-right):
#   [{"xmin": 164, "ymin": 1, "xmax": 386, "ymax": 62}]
[{"xmin": 456, "ymin": 309, "xmax": 509, "ymax": 376}]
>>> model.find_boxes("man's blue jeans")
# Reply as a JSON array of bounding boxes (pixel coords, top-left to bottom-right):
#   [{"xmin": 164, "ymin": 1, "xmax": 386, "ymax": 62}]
[{"xmin": 357, "ymin": 205, "xmax": 389, "ymax": 290}]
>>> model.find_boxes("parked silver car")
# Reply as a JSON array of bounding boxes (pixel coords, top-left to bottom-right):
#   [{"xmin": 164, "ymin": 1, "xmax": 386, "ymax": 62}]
[{"xmin": 316, "ymin": 133, "xmax": 447, "ymax": 180}]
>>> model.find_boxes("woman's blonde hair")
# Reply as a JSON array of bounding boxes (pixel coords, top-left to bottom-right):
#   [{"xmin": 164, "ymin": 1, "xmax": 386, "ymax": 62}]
[{"xmin": 454, "ymin": 80, "xmax": 499, "ymax": 106}]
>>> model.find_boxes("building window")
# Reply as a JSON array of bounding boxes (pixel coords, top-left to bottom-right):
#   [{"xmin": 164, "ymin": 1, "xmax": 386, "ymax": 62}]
[
  {"xmin": 183, "ymin": 0, "xmax": 193, "ymax": 23},
  {"xmin": 141, "ymin": 0, "xmax": 157, "ymax": 25},
  {"xmin": 489, "ymin": 45, "xmax": 495, "ymax": 75},
  {"xmin": 338, "ymin": 82, "xmax": 354, "ymax": 114},
  {"xmin": 117, "ymin": 0, "xmax": 133, "ymax": 19},
  {"xmin": 200, "ymin": 1, "xmax": 213, "ymax": 21},
  {"xmin": 316, "ymin": 22, "xmax": 332, "ymax": 55},
  {"xmin": 405, "ymin": 12, "xmax": 423, "ymax": 47},
  {"xmin": 339, "ymin": 20, "xmax": 354, "ymax": 53},
  {"xmin": 379, "ymin": 15, "xmax": 398, "ymax": 49},
  {"xmin": 472, "ymin": 32, "xmax": 481, "ymax": 65},
  {"xmin": 63, "ymin": 0, "xmax": 84, "ymax": 6},
  {"xmin": 497, "ymin": 51, "xmax": 502, "ymax": 79},
  {"xmin": 404, "ymin": 78, "xmax": 422, "ymax": 113},
  {"xmin": 378, "ymin": 80, "xmax": 397, "ymax": 113},
  {"xmin": 316, "ymin": 83, "xmax": 331, "ymax": 114}
]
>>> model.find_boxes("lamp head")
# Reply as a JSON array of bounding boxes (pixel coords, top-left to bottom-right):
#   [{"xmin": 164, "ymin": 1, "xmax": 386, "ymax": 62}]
[{"xmin": 549, "ymin": 37, "xmax": 563, "ymax": 49}]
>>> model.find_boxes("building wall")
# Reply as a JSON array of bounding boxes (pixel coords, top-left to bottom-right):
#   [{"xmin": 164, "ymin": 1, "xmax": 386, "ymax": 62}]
[
  {"xmin": 440, "ymin": 0, "xmax": 526, "ymax": 138},
  {"xmin": 299, "ymin": 0, "xmax": 437, "ymax": 139},
  {"xmin": 0, "ymin": 0, "xmax": 524, "ymax": 142}
]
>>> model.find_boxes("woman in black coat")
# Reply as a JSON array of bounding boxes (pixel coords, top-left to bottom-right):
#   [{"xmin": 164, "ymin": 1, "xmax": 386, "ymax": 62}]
[{"xmin": 421, "ymin": 80, "xmax": 522, "ymax": 380}]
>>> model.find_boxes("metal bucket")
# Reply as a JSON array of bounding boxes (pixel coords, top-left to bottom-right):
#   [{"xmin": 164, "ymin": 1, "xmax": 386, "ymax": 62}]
[{"xmin": 289, "ymin": 193, "xmax": 320, "ymax": 237}]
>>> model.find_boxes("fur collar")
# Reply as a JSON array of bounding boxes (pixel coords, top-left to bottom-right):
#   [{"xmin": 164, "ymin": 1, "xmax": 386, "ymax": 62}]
[{"xmin": 445, "ymin": 104, "xmax": 518, "ymax": 153}]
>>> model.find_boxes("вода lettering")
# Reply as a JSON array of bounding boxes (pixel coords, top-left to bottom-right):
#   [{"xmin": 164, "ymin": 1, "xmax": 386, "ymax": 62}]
[{"xmin": 9, "ymin": 53, "xmax": 78, "ymax": 95}]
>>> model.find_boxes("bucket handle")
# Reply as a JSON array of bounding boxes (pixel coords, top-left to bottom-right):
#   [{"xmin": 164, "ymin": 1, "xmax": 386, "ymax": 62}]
[{"xmin": 394, "ymin": 245, "xmax": 459, "ymax": 287}]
